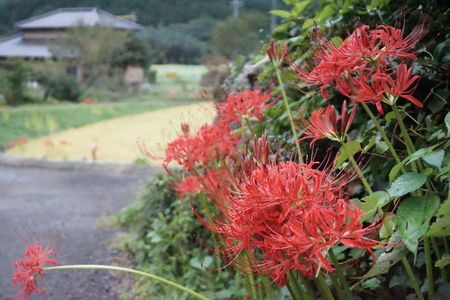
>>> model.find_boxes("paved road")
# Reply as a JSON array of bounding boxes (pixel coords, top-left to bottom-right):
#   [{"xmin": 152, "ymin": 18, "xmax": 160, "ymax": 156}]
[{"xmin": 0, "ymin": 163, "xmax": 154, "ymax": 299}]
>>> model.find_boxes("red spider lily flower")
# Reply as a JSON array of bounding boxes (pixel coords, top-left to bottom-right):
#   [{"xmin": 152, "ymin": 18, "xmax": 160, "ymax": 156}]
[
  {"xmin": 291, "ymin": 24, "xmax": 424, "ymax": 104},
  {"xmin": 301, "ymin": 101, "xmax": 356, "ymax": 144},
  {"xmin": 175, "ymin": 175, "xmax": 202, "ymax": 198},
  {"xmin": 381, "ymin": 63, "xmax": 422, "ymax": 108},
  {"xmin": 82, "ymin": 98, "xmax": 93, "ymax": 105},
  {"xmin": 198, "ymin": 157, "xmax": 379, "ymax": 285},
  {"xmin": 162, "ymin": 124, "xmax": 238, "ymax": 171},
  {"xmin": 12, "ymin": 243, "xmax": 58, "ymax": 300},
  {"xmin": 218, "ymin": 90, "xmax": 271, "ymax": 126},
  {"xmin": 336, "ymin": 67, "xmax": 388, "ymax": 114},
  {"xmin": 371, "ymin": 23, "xmax": 425, "ymax": 60},
  {"xmin": 267, "ymin": 41, "xmax": 289, "ymax": 67},
  {"xmin": 7, "ymin": 137, "xmax": 29, "ymax": 148}
]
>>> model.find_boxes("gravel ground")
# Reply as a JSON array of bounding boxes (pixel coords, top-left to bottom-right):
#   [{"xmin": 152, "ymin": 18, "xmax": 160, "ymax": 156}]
[{"xmin": 0, "ymin": 163, "xmax": 156, "ymax": 299}]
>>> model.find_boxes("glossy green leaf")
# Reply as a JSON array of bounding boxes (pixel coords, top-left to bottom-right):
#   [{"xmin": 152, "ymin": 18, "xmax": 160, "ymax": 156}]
[
  {"xmin": 422, "ymin": 150, "xmax": 445, "ymax": 168},
  {"xmin": 427, "ymin": 215, "xmax": 450, "ymax": 237},
  {"xmin": 396, "ymin": 195, "xmax": 440, "ymax": 256},
  {"xmin": 379, "ymin": 213, "xmax": 396, "ymax": 239},
  {"xmin": 292, "ymin": 0, "xmax": 311, "ymax": 15},
  {"xmin": 389, "ymin": 145, "xmax": 440, "ymax": 182},
  {"xmin": 336, "ymin": 140, "xmax": 361, "ymax": 167},
  {"xmin": 436, "ymin": 254, "xmax": 450, "ymax": 268},
  {"xmin": 270, "ymin": 10, "xmax": 291, "ymax": 18},
  {"xmin": 362, "ymin": 247, "xmax": 408, "ymax": 278},
  {"xmin": 302, "ymin": 18, "xmax": 315, "ymax": 29},
  {"xmin": 387, "ymin": 172, "xmax": 427, "ymax": 197},
  {"xmin": 358, "ymin": 191, "xmax": 390, "ymax": 221},
  {"xmin": 316, "ymin": 5, "xmax": 335, "ymax": 22}
]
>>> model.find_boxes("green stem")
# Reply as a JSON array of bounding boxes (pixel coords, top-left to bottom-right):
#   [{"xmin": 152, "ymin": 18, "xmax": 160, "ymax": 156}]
[
  {"xmin": 300, "ymin": 276, "xmax": 316, "ymax": 299},
  {"xmin": 43, "ymin": 265, "xmax": 209, "ymax": 300},
  {"xmin": 241, "ymin": 252, "xmax": 259, "ymax": 300},
  {"xmin": 329, "ymin": 272, "xmax": 347, "ymax": 300},
  {"xmin": 361, "ymin": 103, "xmax": 403, "ymax": 167},
  {"xmin": 341, "ymin": 141, "xmax": 373, "ymax": 194},
  {"xmin": 432, "ymin": 238, "xmax": 448, "ymax": 282},
  {"xmin": 244, "ymin": 117, "xmax": 256, "ymax": 137},
  {"xmin": 423, "ymin": 237, "xmax": 435, "ymax": 299},
  {"xmin": 402, "ymin": 255, "xmax": 425, "ymax": 300},
  {"xmin": 274, "ymin": 67, "xmax": 304, "ymax": 163},
  {"xmin": 392, "ymin": 104, "xmax": 434, "ymax": 298},
  {"xmin": 287, "ymin": 270, "xmax": 310, "ymax": 300},
  {"xmin": 315, "ymin": 274, "xmax": 335, "ymax": 300},
  {"xmin": 328, "ymin": 249, "xmax": 354, "ymax": 300}
]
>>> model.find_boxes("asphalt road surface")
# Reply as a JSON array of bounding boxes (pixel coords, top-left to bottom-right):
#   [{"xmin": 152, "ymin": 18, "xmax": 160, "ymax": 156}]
[{"xmin": 0, "ymin": 163, "xmax": 154, "ymax": 299}]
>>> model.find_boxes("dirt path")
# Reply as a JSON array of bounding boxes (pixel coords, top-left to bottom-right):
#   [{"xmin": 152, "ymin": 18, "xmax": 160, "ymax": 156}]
[{"xmin": 0, "ymin": 163, "xmax": 156, "ymax": 299}]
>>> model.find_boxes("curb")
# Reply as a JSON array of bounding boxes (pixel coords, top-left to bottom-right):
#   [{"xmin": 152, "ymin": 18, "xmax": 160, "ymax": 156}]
[{"xmin": 0, "ymin": 154, "xmax": 161, "ymax": 175}]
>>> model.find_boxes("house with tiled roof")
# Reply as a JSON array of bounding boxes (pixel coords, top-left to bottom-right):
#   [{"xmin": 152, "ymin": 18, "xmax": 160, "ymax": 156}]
[
  {"xmin": 0, "ymin": 7, "xmax": 142, "ymax": 82},
  {"xmin": 0, "ymin": 7, "xmax": 140, "ymax": 60}
]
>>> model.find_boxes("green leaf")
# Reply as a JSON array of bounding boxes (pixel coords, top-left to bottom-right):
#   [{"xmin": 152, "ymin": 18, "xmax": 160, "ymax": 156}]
[
  {"xmin": 436, "ymin": 254, "xmax": 450, "ymax": 268},
  {"xmin": 387, "ymin": 172, "xmax": 427, "ymax": 197},
  {"xmin": 330, "ymin": 36, "xmax": 343, "ymax": 47},
  {"xmin": 445, "ymin": 111, "xmax": 450, "ymax": 135},
  {"xmin": 302, "ymin": 18, "xmax": 315, "ymax": 29},
  {"xmin": 389, "ymin": 145, "xmax": 440, "ymax": 183},
  {"xmin": 358, "ymin": 191, "xmax": 390, "ymax": 221},
  {"xmin": 336, "ymin": 140, "xmax": 361, "ymax": 167},
  {"xmin": 292, "ymin": 0, "xmax": 311, "ymax": 15},
  {"xmin": 436, "ymin": 198, "xmax": 450, "ymax": 218},
  {"xmin": 379, "ymin": 213, "xmax": 396, "ymax": 239},
  {"xmin": 270, "ymin": 10, "xmax": 291, "ymax": 18},
  {"xmin": 427, "ymin": 215, "xmax": 450, "ymax": 237},
  {"xmin": 396, "ymin": 195, "xmax": 440, "ymax": 256},
  {"xmin": 362, "ymin": 247, "xmax": 408, "ymax": 278},
  {"xmin": 316, "ymin": 5, "xmax": 335, "ymax": 22},
  {"xmin": 422, "ymin": 150, "xmax": 445, "ymax": 168}
]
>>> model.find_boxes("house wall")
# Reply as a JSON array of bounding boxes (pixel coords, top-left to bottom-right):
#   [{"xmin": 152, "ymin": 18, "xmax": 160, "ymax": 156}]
[{"xmin": 22, "ymin": 29, "xmax": 68, "ymax": 41}]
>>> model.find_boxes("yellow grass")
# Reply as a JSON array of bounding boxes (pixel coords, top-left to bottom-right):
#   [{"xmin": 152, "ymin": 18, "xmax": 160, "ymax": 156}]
[{"xmin": 9, "ymin": 102, "xmax": 216, "ymax": 163}]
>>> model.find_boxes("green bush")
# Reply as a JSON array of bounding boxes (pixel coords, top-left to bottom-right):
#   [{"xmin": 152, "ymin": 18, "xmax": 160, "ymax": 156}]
[
  {"xmin": 46, "ymin": 76, "xmax": 82, "ymax": 102},
  {"xmin": 116, "ymin": 174, "xmax": 246, "ymax": 299},
  {"xmin": 0, "ymin": 61, "xmax": 30, "ymax": 105},
  {"xmin": 139, "ymin": 27, "xmax": 206, "ymax": 64}
]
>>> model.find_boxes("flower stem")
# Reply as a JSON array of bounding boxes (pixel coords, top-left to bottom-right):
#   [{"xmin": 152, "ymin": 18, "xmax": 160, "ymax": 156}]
[
  {"xmin": 274, "ymin": 67, "xmax": 304, "ymax": 163},
  {"xmin": 360, "ymin": 103, "xmax": 404, "ymax": 168},
  {"xmin": 423, "ymin": 237, "xmax": 435, "ymax": 299},
  {"xmin": 431, "ymin": 238, "xmax": 448, "ymax": 282},
  {"xmin": 43, "ymin": 264, "xmax": 209, "ymax": 300},
  {"xmin": 401, "ymin": 257, "xmax": 425, "ymax": 300},
  {"xmin": 244, "ymin": 116, "xmax": 256, "ymax": 137},
  {"xmin": 241, "ymin": 252, "xmax": 259, "ymax": 300},
  {"xmin": 392, "ymin": 104, "xmax": 434, "ymax": 299},
  {"xmin": 328, "ymin": 249, "xmax": 354, "ymax": 300},
  {"xmin": 287, "ymin": 270, "xmax": 311, "ymax": 300},
  {"xmin": 315, "ymin": 274, "xmax": 335, "ymax": 300},
  {"xmin": 340, "ymin": 141, "xmax": 373, "ymax": 194}
]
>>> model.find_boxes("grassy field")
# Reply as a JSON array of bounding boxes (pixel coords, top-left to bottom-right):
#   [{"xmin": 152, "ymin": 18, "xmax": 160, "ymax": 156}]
[
  {"xmin": 0, "ymin": 101, "xmax": 175, "ymax": 147},
  {"xmin": 9, "ymin": 102, "xmax": 216, "ymax": 163},
  {"xmin": 1, "ymin": 65, "xmax": 208, "ymax": 148}
]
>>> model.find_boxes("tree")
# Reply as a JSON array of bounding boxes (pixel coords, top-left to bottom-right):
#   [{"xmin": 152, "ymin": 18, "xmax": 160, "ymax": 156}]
[
  {"xmin": 62, "ymin": 25, "xmax": 129, "ymax": 86},
  {"xmin": 209, "ymin": 11, "xmax": 269, "ymax": 59}
]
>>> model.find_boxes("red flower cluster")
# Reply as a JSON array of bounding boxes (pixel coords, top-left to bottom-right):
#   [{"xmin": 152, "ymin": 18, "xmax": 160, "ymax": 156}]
[
  {"xmin": 301, "ymin": 101, "xmax": 356, "ymax": 144},
  {"xmin": 12, "ymin": 244, "xmax": 58, "ymax": 300},
  {"xmin": 198, "ymin": 137, "xmax": 379, "ymax": 285},
  {"xmin": 292, "ymin": 24, "xmax": 425, "ymax": 113},
  {"xmin": 218, "ymin": 90, "xmax": 271, "ymax": 126},
  {"xmin": 162, "ymin": 123, "xmax": 238, "ymax": 171},
  {"xmin": 175, "ymin": 175, "xmax": 202, "ymax": 198}
]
